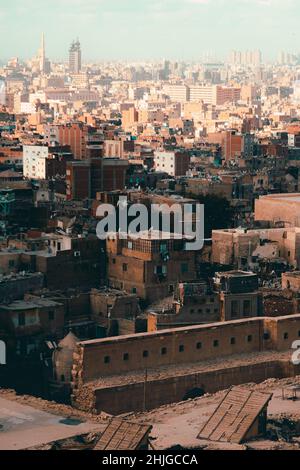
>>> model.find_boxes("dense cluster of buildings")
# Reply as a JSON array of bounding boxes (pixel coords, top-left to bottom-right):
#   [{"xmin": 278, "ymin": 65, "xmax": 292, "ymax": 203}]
[{"xmin": 0, "ymin": 36, "xmax": 300, "ymax": 413}]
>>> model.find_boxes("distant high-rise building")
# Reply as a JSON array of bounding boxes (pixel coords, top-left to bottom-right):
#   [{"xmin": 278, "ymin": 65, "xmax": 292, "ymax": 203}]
[
  {"xmin": 33, "ymin": 33, "xmax": 51, "ymax": 74},
  {"xmin": 39, "ymin": 33, "xmax": 46, "ymax": 72},
  {"xmin": 69, "ymin": 39, "xmax": 82, "ymax": 74},
  {"xmin": 278, "ymin": 50, "xmax": 297, "ymax": 65},
  {"xmin": 293, "ymin": 81, "xmax": 300, "ymax": 103},
  {"xmin": 229, "ymin": 50, "xmax": 262, "ymax": 66},
  {"xmin": 0, "ymin": 78, "xmax": 6, "ymax": 106}
]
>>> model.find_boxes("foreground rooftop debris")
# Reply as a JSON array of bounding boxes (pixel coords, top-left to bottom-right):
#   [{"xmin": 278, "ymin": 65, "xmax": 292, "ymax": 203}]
[
  {"xmin": 197, "ymin": 387, "xmax": 273, "ymax": 444},
  {"xmin": 93, "ymin": 418, "xmax": 152, "ymax": 451}
]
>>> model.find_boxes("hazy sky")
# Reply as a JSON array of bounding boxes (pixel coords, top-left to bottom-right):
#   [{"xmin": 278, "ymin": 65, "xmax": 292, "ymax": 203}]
[{"xmin": 1, "ymin": 0, "xmax": 299, "ymax": 61}]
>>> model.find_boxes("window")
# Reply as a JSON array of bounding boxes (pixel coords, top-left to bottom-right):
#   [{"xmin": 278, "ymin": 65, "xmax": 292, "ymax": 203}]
[
  {"xmin": 247, "ymin": 335, "xmax": 253, "ymax": 343},
  {"xmin": 243, "ymin": 300, "xmax": 251, "ymax": 316},
  {"xmin": 61, "ymin": 375, "xmax": 65, "ymax": 382},
  {"xmin": 132, "ymin": 287, "xmax": 137, "ymax": 294},
  {"xmin": 198, "ymin": 309, "xmax": 203, "ymax": 314},
  {"xmin": 160, "ymin": 243, "xmax": 167, "ymax": 253},
  {"xmin": 113, "ymin": 258, "xmax": 116, "ymax": 264},
  {"xmin": 284, "ymin": 332, "xmax": 289, "ymax": 340},
  {"xmin": 169, "ymin": 285, "xmax": 174, "ymax": 294},
  {"xmin": 104, "ymin": 356, "xmax": 110, "ymax": 364},
  {"xmin": 143, "ymin": 350, "xmax": 149, "ymax": 358},
  {"xmin": 123, "ymin": 353, "xmax": 129, "ymax": 361},
  {"xmin": 128, "ymin": 241, "xmax": 133, "ymax": 249},
  {"xmin": 190, "ymin": 309, "xmax": 195, "ymax": 314},
  {"xmin": 231, "ymin": 300, "xmax": 239, "ymax": 319},
  {"xmin": 181, "ymin": 263, "xmax": 188, "ymax": 274},
  {"xmin": 196, "ymin": 342, "xmax": 202, "ymax": 350},
  {"xmin": 231, "ymin": 337, "xmax": 236, "ymax": 345},
  {"xmin": 161, "ymin": 347, "xmax": 167, "ymax": 355},
  {"xmin": 48, "ymin": 311, "xmax": 55, "ymax": 321},
  {"xmin": 213, "ymin": 340, "xmax": 219, "ymax": 348},
  {"xmin": 298, "ymin": 331, "xmax": 300, "ymax": 338},
  {"xmin": 179, "ymin": 345, "xmax": 184, "ymax": 353},
  {"xmin": 18, "ymin": 313, "xmax": 25, "ymax": 327},
  {"xmin": 264, "ymin": 332, "xmax": 270, "ymax": 340},
  {"xmin": 155, "ymin": 265, "xmax": 162, "ymax": 275},
  {"xmin": 9, "ymin": 260, "xmax": 15, "ymax": 268},
  {"xmin": 123, "ymin": 263, "xmax": 128, "ymax": 272}
]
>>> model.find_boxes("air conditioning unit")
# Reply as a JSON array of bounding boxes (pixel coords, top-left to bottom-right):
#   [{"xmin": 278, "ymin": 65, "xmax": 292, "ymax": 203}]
[{"xmin": 74, "ymin": 251, "xmax": 81, "ymax": 258}]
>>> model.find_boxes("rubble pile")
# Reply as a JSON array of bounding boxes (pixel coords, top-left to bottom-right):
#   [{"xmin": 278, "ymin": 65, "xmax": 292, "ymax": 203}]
[
  {"xmin": 0, "ymin": 388, "xmax": 110, "ymax": 423},
  {"xmin": 267, "ymin": 417, "xmax": 300, "ymax": 443}
]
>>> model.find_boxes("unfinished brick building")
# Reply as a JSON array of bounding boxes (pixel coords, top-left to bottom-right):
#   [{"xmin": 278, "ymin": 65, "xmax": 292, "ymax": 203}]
[
  {"xmin": 107, "ymin": 231, "xmax": 197, "ymax": 304},
  {"xmin": 214, "ymin": 271, "xmax": 263, "ymax": 321},
  {"xmin": 147, "ymin": 281, "xmax": 220, "ymax": 331}
]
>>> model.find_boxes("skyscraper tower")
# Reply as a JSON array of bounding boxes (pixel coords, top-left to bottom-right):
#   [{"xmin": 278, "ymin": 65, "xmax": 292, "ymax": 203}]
[
  {"xmin": 69, "ymin": 39, "xmax": 82, "ymax": 74},
  {"xmin": 39, "ymin": 32, "xmax": 46, "ymax": 73}
]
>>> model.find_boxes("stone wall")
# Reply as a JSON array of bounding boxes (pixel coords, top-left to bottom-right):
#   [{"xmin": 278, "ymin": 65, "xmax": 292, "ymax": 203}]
[
  {"xmin": 73, "ymin": 360, "xmax": 300, "ymax": 415},
  {"xmin": 72, "ymin": 315, "xmax": 300, "ymax": 384}
]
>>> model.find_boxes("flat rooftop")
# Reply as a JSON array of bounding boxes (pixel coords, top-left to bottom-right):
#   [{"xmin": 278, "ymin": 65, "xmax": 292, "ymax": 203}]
[
  {"xmin": 0, "ymin": 298, "xmax": 62, "ymax": 310},
  {"xmin": 258, "ymin": 193, "xmax": 300, "ymax": 203}
]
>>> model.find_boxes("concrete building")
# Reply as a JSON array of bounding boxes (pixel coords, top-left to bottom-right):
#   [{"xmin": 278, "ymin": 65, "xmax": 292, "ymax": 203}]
[
  {"xmin": 163, "ymin": 85, "xmax": 189, "ymax": 103},
  {"xmin": 212, "ymin": 227, "xmax": 300, "ymax": 269},
  {"xmin": 104, "ymin": 139, "xmax": 134, "ymax": 159},
  {"xmin": 188, "ymin": 85, "xmax": 240, "ymax": 106},
  {"xmin": 229, "ymin": 50, "xmax": 262, "ymax": 66},
  {"xmin": 189, "ymin": 85, "xmax": 215, "ymax": 105},
  {"xmin": 69, "ymin": 39, "xmax": 82, "ymax": 74},
  {"xmin": 122, "ymin": 106, "xmax": 139, "ymax": 130},
  {"xmin": 293, "ymin": 81, "xmax": 300, "ymax": 104},
  {"xmin": 154, "ymin": 150, "xmax": 190, "ymax": 177},
  {"xmin": 23, "ymin": 145, "xmax": 49, "ymax": 180},
  {"xmin": 255, "ymin": 194, "xmax": 300, "ymax": 227}
]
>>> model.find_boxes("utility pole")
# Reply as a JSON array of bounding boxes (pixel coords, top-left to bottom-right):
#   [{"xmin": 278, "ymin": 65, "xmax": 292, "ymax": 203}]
[{"xmin": 143, "ymin": 368, "xmax": 148, "ymax": 412}]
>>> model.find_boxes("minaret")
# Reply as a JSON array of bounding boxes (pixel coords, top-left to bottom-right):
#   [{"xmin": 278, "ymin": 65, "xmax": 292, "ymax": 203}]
[{"xmin": 39, "ymin": 32, "xmax": 46, "ymax": 73}]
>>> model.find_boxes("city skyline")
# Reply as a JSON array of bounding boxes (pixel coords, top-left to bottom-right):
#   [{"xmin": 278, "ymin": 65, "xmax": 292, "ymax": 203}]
[{"xmin": 0, "ymin": 0, "xmax": 299, "ymax": 61}]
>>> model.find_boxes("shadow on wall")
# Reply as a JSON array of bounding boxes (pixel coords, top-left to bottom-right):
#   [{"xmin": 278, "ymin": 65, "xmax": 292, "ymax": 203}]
[{"xmin": 183, "ymin": 387, "xmax": 205, "ymax": 401}]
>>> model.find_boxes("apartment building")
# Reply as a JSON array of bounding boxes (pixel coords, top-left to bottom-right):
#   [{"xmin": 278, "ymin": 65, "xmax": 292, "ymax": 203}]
[
  {"xmin": 107, "ymin": 231, "xmax": 197, "ymax": 303},
  {"xmin": 154, "ymin": 150, "xmax": 190, "ymax": 177}
]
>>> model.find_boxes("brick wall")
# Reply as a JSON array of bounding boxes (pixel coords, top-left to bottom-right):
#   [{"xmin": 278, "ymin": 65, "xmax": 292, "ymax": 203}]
[
  {"xmin": 74, "ymin": 360, "xmax": 300, "ymax": 415},
  {"xmin": 71, "ymin": 315, "xmax": 300, "ymax": 388}
]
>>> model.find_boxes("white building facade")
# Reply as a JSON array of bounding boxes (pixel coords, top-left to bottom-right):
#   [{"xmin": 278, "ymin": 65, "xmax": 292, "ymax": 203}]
[{"xmin": 23, "ymin": 145, "xmax": 49, "ymax": 179}]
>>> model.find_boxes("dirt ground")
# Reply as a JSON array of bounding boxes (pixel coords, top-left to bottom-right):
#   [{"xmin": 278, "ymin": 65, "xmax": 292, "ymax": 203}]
[
  {"xmin": 129, "ymin": 376, "xmax": 300, "ymax": 450},
  {"xmin": 1, "ymin": 376, "xmax": 300, "ymax": 450}
]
